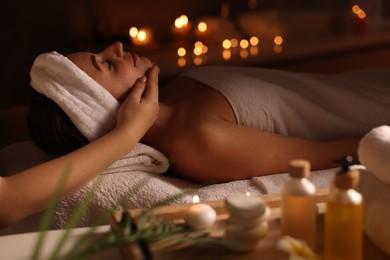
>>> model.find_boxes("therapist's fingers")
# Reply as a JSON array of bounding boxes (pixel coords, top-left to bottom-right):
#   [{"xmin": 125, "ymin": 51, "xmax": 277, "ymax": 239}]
[
  {"xmin": 116, "ymin": 72, "xmax": 158, "ymax": 134},
  {"xmin": 129, "ymin": 76, "xmax": 147, "ymax": 102},
  {"xmin": 143, "ymin": 65, "xmax": 159, "ymax": 102}
]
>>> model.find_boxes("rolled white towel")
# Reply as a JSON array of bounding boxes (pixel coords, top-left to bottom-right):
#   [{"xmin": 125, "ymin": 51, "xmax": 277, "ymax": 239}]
[
  {"xmin": 359, "ymin": 169, "xmax": 390, "ymax": 257},
  {"xmin": 358, "ymin": 125, "xmax": 390, "ymax": 185}
]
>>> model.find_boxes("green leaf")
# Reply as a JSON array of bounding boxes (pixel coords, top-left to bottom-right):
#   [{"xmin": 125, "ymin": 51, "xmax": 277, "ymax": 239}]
[{"xmin": 30, "ymin": 165, "xmax": 72, "ymax": 260}]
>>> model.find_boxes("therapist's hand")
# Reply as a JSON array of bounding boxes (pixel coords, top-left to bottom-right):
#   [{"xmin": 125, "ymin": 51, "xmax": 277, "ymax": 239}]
[{"xmin": 116, "ymin": 65, "xmax": 160, "ymax": 140}]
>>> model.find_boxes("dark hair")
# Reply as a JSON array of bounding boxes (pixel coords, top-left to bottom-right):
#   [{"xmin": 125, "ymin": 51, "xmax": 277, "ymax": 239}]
[{"xmin": 28, "ymin": 90, "xmax": 89, "ymax": 156}]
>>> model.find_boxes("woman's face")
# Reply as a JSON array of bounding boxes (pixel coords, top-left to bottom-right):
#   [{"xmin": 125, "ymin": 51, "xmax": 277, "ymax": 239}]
[{"xmin": 67, "ymin": 42, "xmax": 153, "ymax": 102}]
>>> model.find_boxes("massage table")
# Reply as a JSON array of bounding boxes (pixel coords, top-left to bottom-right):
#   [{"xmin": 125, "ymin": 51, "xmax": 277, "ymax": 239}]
[
  {"xmin": 1, "ymin": 105, "xmax": 389, "ymax": 259},
  {"xmin": 0, "ymin": 137, "xmax": 336, "ymax": 235}
]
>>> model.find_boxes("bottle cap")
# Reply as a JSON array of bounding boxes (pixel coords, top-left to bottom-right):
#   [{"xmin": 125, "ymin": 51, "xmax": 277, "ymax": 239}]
[
  {"xmin": 335, "ymin": 156, "xmax": 360, "ymax": 189},
  {"xmin": 335, "ymin": 169, "xmax": 360, "ymax": 189},
  {"xmin": 289, "ymin": 159, "xmax": 310, "ymax": 178}
]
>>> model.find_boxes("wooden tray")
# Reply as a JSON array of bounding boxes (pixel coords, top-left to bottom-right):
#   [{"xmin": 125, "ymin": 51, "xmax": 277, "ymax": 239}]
[{"xmin": 110, "ymin": 188, "xmax": 388, "ymax": 260}]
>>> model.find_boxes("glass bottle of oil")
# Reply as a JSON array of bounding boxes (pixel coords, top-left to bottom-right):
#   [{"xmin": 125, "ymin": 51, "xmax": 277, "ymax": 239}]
[
  {"xmin": 281, "ymin": 159, "xmax": 317, "ymax": 249},
  {"xmin": 323, "ymin": 157, "xmax": 363, "ymax": 260}
]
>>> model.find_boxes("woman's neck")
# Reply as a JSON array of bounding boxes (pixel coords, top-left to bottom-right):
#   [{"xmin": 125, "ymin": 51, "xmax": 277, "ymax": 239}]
[{"xmin": 141, "ymin": 102, "xmax": 174, "ymax": 147}]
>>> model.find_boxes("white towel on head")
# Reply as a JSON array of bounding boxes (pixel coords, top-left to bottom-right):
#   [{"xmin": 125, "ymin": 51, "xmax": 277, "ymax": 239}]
[
  {"xmin": 30, "ymin": 51, "xmax": 120, "ymax": 141},
  {"xmin": 358, "ymin": 125, "xmax": 390, "ymax": 185}
]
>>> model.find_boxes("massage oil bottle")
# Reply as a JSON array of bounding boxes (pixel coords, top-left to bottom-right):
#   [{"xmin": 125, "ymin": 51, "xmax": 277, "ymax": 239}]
[
  {"xmin": 323, "ymin": 157, "xmax": 363, "ymax": 260},
  {"xmin": 281, "ymin": 159, "xmax": 317, "ymax": 249}
]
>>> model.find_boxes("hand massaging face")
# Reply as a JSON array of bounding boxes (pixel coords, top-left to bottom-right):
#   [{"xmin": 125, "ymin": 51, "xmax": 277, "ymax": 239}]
[{"xmin": 30, "ymin": 41, "xmax": 154, "ymax": 142}]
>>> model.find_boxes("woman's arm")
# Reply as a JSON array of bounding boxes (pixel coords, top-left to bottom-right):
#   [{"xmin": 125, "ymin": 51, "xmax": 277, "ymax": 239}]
[
  {"xmin": 173, "ymin": 116, "xmax": 360, "ymax": 183},
  {"xmin": 0, "ymin": 66, "xmax": 159, "ymax": 229}
]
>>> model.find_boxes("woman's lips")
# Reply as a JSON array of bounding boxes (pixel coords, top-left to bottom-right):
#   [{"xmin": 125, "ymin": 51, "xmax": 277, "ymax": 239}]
[
  {"xmin": 124, "ymin": 51, "xmax": 137, "ymax": 66},
  {"xmin": 130, "ymin": 52, "xmax": 138, "ymax": 66}
]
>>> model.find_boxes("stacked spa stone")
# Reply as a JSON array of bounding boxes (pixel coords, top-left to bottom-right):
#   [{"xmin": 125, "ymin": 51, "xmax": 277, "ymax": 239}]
[{"xmin": 224, "ymin": 193, "xmax": 270, "ymax": 252}]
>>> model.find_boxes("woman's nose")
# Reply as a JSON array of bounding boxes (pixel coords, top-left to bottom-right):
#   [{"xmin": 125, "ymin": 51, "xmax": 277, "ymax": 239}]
[
  {"xmin": 112, "ymin": 42, "xmax": 124, "ymax": 57},
  {"xmin": 102, "ymin": 42, "xmax": 123, "ymax": 58}
]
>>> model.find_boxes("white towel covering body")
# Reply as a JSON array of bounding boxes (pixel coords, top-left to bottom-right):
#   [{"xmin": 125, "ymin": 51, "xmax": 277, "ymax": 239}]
[{"xmin": 182, "ymin": 66, "xmax": 390, "ymax": 139}]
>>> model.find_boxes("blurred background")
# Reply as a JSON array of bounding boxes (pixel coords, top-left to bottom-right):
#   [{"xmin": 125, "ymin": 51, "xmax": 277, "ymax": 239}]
[{"xmin": 1, "ymin": 0, "xmax": 390, "ymax": 108}]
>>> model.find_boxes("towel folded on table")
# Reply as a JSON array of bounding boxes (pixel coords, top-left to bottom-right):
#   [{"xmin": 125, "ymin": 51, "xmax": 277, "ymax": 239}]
[{"xmin": 358, "ymin": 125, "xmax": 390, "ymax": 185}]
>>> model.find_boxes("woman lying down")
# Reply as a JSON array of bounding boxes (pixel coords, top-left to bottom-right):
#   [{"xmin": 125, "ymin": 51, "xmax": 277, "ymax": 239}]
[{"xmin": 29, "ymin": 41, "xmax": 390, "ymax": 184}]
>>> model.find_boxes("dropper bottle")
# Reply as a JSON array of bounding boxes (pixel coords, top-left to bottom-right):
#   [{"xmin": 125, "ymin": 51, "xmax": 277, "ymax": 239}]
[
  {"xmin": 281, "ymin": 159, "xmax": 317, "ymax": 249},
  {"xmin": 323, "ymin": 156, "xmax": 363, "ymax": 260}
]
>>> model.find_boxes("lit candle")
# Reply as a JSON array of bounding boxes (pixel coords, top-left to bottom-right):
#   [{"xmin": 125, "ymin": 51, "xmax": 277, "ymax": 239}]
[
  {"xmin": 171, "ymin": 14, "xmax": 192, "ymax": 37},
  {"xmin": 184, "ymin": 195, "xmax": 216, "ymax": 229},
  {"xmin": 249, "ymin": 36, "xmax": 259, "ymax": 46},
  {"xmin": 129, "ymin": 27, "xmax": 153, "ymax": 46},
  {"xmin": 274, "ymin": 35, "xmax": 283, "ymax": 46},
  {"xmin": 352, "ymin": 4, "xmax": 367, "ymax": 34},
  {"xmin": 195, "ymin": 21, "xmax": 210, "ymax": 41},
  {"xmin": 197, "ymin": 21, "xmax": 207, "ymax": 33}
]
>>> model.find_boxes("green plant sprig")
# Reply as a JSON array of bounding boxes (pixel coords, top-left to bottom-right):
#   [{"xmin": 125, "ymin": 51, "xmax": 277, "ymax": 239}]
[{"xmin": 30, "ymin": 170, "xmax": 226, "ymax": 260}]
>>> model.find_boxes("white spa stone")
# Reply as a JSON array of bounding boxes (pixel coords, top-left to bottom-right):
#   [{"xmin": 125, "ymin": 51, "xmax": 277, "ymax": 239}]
[
  {"xmin": 184, "ymin": 203, "xmax": 216, "ymax": 229},
  {"xmin": 225, "ymin": 193, "xmax": 267, "ymax": 220},
  {"xmin": 228, "ymin": 206, "xmax": 271, "ymax": 227},
  {"xmin": 225, "ymin": 221, "xmax": 268, "ymax": 241}
]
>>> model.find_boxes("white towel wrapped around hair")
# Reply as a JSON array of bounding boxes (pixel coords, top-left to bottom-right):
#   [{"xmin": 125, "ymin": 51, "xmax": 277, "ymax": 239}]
[
  {"xmin": 358, "ymin": 125, "xmax": 390, "ymax": 185},
  {"xmin": 30, "ymin": 51, "xmax": 120, "ymax": 142}
]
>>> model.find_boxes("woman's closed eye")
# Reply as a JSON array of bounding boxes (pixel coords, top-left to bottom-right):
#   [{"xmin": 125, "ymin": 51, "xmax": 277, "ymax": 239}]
[{"xmin": 105, "ymin": 59, "xmax": 114, "ymax": 70}]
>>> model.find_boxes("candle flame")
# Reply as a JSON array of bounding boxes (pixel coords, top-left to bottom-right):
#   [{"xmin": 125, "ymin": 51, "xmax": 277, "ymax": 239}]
[
  {"xmin": 193, "ymin": 46, "xmax": 203, "ymax": 56},
  {"xmin": 240, "ymin": 39, "xmax": 249, "ymax": 49},
  {"xmin": 175, "ymin": 14, "xmax": 189, "ymax": 29},
  {"xmin": 274, "ymin": 36, "xmax": 283, "ymax": 45},
  {"xmin": 352, "ymin": 4, "xmax": 361, "ymax": 14},
  {"xmin": 246, "ymin": 191, "xmax": 251, "ymax": 196},
  {"xmin": 357, "ymin": 10, "xmax": 367, "ymax": 19},
  {"xmin": 137, "ymin": 30, "xmax": 147, "ymax": 41},
  {"xmin": 129, "ymin": 27, "xmax": 138, "ymax": 38},
  {"xmin": 193, "ymin": 195, "xmax": 200, "ymax": 203},
  {"xmin": 352, "ymin": 4, "xmax": 367, "ymax": 19},
  {"xmin": 230, "ymin": 38, "xmax": 239, "ymax": 48},
  {"xmin": 222, "ymin": 39, "xmax": 232, "ymax": 49},
  {"xmin": 249, "ymin": 36, "xmax": 259, "ymax": 46},
  {"xmin": 177, "ymin": 47, "xmax": 186, "ymax": 57},
  {"xmin": 198, "ymin": 22, "xmax": 207, "ymax": 32}
]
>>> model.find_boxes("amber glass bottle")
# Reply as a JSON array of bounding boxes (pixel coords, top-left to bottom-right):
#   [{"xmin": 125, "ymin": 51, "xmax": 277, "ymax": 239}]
[{"xmin": 323, "ymin": 157, "xmax": 363, "ymax": 260}]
